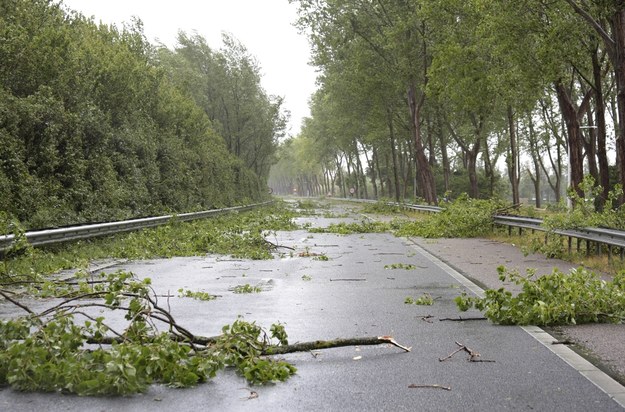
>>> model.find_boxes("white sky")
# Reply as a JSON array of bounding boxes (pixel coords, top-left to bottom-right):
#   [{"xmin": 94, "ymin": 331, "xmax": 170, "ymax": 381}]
[{"xmin": 59, "ymin": 0, "xmax": 317, "ymax": 136}]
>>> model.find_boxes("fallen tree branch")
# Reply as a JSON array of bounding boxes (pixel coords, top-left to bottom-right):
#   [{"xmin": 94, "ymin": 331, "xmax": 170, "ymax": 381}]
[
  {"xmin": 88, "ymin": 334, "xmax": 412, "ymax": 354},
  {"xmin": 408, "ymin": 384, "xmax": 451, "ymax": 391},
  {"xmin": 439, "ymin": 316, "xmax": 487, "ymax": 322},
  {"xmin": 262, "ymin": 238, "xmax": 295, "ymax": 251},
  {"xmin": 263, "ymin": 335, "xmax": 411, "ymax": 355},
  {"xmin": 418, "ymin": 315, "xmax": 434, "ymax": 323},
  {"xmin": 439, "ymin": 341, "xmax": 495, "ymax": 363},
  {"xmin": 0, "ymin": 290, "xmax": 34, "ymax": 314},
  {"xmin": 329, "ymin": 278, "xmax": 367, "ymax": 282}
]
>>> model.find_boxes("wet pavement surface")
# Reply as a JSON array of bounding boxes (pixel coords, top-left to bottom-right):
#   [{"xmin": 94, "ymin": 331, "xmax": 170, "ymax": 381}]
[{"xmin": 0, "ymin": 201, "xmax": 624, "ymax": 411}]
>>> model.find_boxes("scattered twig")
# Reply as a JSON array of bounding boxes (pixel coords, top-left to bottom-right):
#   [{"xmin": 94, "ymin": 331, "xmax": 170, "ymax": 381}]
[
  {"xmin": 408, "ymin": 384, "xmax": 451, "ymax": 391},
  {"xmin": 263, "ymin": 238, "xmax": 294, "ymax": 251},
  {"xmin": 418, "ymin": 315, "xmax": 434, "ymax": 323},
  {"xmin": 439, "ymin": 316, "xmax": 487, "ymax": 322},
  {"xmin": 0, "ymin": 290, "xmax": 34, "ymax": 314},
  {"xmin": 439, "ymin": 341, "xmax": 495, "ymax": 363},
  {"xmin": 329, "ymin": 278, "xmax": 367, "ymax": 282},
  {"xmin": 239, "ymin": 388, "xmax": 259, "ymax": 400}
]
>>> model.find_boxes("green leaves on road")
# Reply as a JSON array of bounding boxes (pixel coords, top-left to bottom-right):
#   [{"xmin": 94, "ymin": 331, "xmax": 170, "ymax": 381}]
[{"xmin": 455, "ymin": 266, "xmax": 625, "ymax": 325}]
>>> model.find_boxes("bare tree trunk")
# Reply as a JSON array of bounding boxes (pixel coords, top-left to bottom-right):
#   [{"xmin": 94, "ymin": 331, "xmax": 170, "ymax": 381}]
[
  {"xmin": 592, "ymin": 47, "xmax": 610, "ymax": 210},
  {"xmin": 564, "ymin": 1, "xmax": 625, "ymax": 204},
  {"xmin": 467, "ymin": 115, "xmax": 484, "ymax": 199},
  {"xmin": 387, "ymin": 108, "xmax": 401, "ymax": 202},
  {"xmin": 365, "ymin": 147, "xmax": 378, "ymax": 199},
  {"xmin": 374, "ymin": 146, "xmax": 383, "ymax": 198},
  {"xmin": 408, "ymin": 84, "xmax": 438, "ymax": 204},
  {"xmin": 555, "ymin": 80, "xmax": 593, "ymax": 201},
  {"xmin": 507, "ymin": 106, "xmax": 520, "ymax": 205},
  {"xmin": 436, "ymin": 108, "xmax": 450, "ymax": 193},
  {"xmin": 527, "ymin": 115, "xmax": 542, "ymax": 208}
]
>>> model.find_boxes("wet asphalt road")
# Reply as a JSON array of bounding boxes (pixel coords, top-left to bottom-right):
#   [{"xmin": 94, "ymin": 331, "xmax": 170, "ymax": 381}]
[{"xmin": 0, "ymin": 202, "xmax": 623, "ymax": 411}]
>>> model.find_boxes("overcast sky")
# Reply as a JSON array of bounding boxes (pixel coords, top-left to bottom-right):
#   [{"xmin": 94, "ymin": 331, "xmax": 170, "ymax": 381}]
[{"xmin": 60, "ymin": 0, "xmax": 317, "ymax": 136}]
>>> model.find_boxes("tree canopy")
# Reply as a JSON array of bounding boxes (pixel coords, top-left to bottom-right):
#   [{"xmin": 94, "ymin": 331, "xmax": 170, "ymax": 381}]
[
  {"xmin": 0, "ymin": 0, "xmax": 285, "ymax": 228},
  {"xmin": 272, "ymin": 0, "xmax": 625, "ymax": 210}
]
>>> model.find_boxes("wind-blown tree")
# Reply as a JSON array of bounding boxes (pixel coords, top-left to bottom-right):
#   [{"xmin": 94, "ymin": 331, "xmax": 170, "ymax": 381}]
[
  {"xmin": 159, "ymin": 32, "xmax": 287, "ymax": 182},
  {"xmin": 423, "ymin": 0, "xmax": 558, "ymax": 202},
  {"xmin": 563, "ymin": 0, "xmax": 625, "ymax": 202},
  {"xmin": 292, "ymin": 0, "xmax": 438, "ymax": 204},
  {"xmin": 0, "ymin": 1, "xmax": 271, "ymax": 228}
]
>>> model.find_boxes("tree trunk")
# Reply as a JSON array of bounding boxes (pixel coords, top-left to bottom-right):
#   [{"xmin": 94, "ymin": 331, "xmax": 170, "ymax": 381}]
[
  {"xmin": 555, "ymin": 81, "xmax": 586, "ymax": 201},
  {"xmin": 565, "ymin": 1, "xmax": 625, "ymax": 204},
  {"xmin": 467, "ymin": 115, "xmax": 484, "ymax": 199},
  {"xmin": 612, "ymin": 8, "xmax": 625, "ymax": 204},
  {"xmin": 366, "ymin": 147, "xmax": 378, "ymax": 200},
  {"xmin": 436, "ymin": 108, "xmax": 450, "ymax": 193},
  {"xmin": 592, "ymin": 48, "xmax": 610, "ymax": 210},
  {"xmin": 387, "ymin": 108, "xmax": 401, "ymax": 202},
  {"xmin": 374, "ymin": 146, "xmax": 383, "ymax": 199},
  {"xmin": 507, "ymin": 106, "xmax": 520, "ymax": 205},
  {"xmin": 527, "ymin": 115, "xmax": 542, "ymax": 208},
  {"xmin": 407, "ymin": 84, "xmax": 438, "ymax": 204}
]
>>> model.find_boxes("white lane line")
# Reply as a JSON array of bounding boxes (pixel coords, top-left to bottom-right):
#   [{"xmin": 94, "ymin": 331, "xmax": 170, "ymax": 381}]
[{"xmin": 408, "ymin": 238, "xmax": 625, "ymax": 409}]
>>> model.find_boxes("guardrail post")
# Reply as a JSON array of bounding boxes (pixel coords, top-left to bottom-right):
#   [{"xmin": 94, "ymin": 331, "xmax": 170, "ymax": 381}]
[{"xmin": 568, "ymin": 237, "xmax": 572, "ymax": 255}]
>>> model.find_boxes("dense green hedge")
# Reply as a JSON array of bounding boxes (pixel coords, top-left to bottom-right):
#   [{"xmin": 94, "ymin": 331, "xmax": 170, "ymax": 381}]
[{"xmin": 0, "ymin": 1, "xmax": 274, "ymax": 229}]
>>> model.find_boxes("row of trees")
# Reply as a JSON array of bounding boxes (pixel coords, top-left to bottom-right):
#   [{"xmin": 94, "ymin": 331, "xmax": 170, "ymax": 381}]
[
  {"xmin": 0, "ymin": 0, "xmax": 285, "ymax": 228},
  {"xmin": 270, "ymin": 0, "xmax": 625, "ymax": 210}
]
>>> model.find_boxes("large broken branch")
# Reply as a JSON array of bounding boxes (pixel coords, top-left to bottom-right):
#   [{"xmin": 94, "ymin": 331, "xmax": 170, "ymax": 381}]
[
  {"xmin": 263, "ymin": 335, "xmax": 411, "ymax": 355},
  {"xmin": 88, "ymin": 334, "xmax": 412, "ymax": 355}
]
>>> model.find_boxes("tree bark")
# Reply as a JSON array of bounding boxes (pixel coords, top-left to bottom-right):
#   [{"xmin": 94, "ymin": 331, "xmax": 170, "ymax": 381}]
[
  {"xmin": 387, "ymin": 108, "xmax": 401, "ymax": 202},
  {"xmin": 591, "ymin": 48, "xmax": 610, "ymax": 210},
  {"xmin": 613, "ymin": 8, "xmax": 625, "ymax": 204},
  {"xmin": 407, "ymin": 84, "xmax": 438, "ymax": 204},
  {"xmin": 507, "ymin": 106, "xmax": 520, "ymax": 205},
  {"xmin": 564, "ymin": 0, "xmax": 625, "ymax": 204},
  {"xmin": 555, "ymin": 80, "xmax": 590, "ymax": 201}
]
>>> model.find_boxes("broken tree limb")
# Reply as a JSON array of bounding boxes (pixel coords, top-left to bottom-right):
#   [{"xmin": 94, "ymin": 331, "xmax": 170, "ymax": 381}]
[
  {"xmin": 88, "ymin": 334, "xmax": 412, "ymax": 354},
  {"xmin": 329, "ymin": 278, "xmax": 367, "ymax": 282},
  {"xmin": 263, "ymin": 335, "xmax": 411, "ymax": 355},
  {"xmin": 439, "ymin": 316, "xmax": 487, "ymax": 322},
  {"xmin": 408, "ymin": 384, "xmax": 451, "ymax": 391},
  {"xmin": 439, "ymin": 341, "xmax": 495, "ymax": 363}
]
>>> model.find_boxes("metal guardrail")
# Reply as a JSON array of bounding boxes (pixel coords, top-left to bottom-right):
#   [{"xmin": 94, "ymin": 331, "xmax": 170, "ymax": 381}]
[
  {"xmin": 494, "ymin": 216, "xmax": 625, "ymax": 261},
  {"xmin": 333, "ymin": 197, "xmax": 442, "ymax": 213},
  {"xmin": 336, "ymin": 197, "xmax": 625, "ymax": 260},
  {"xmin": 0, "ymin": 201, "xmax": 273, "ymax": 252}
]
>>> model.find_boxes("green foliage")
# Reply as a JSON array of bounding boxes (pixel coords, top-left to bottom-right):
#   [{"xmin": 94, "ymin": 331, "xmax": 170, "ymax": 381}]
[
  {"xmin": 178, "ymin": 288, "xmax": 217, "ymax": 301},
  {"xmin": 0, "ymin": 270, "xmax": 296, "ymax": 395},
  {"xmin": 301, "ymin": 274, "xmax": 312, "ymax": 281},
  {"xmin": 405, "ymin": 294, "xmax": 434, "ymax": 306},
  {"xmin": 362, "ymin": 201, "xmax": 403, "ymax": 214},
  {"xmin": 526, "ymin": 177, "xmax": 625, "ymax": 257},
  {"xmin": 218, "ymin": 319, "xmax": 296, "ymax": 384},
  {"xmin": 232, "ymin": 284, "xmax": 262, "ymax": 294},
  {"xmin": 455, "ymin": 266, "xmax": 625, "ymax": 325},
  {"xmin": 394, "ymin": 195, "xmax": 506, "ymax": 238},
  {"xmin": 308, "ymin": 220, "xmax": 390, "ymax": 235},
  {"xmin": 269, "ymin": 322, "xmax": 289, "ymax": 346},
  {"xmin": 296, "ymin": 199, "xmax": 320, "ymax": 210},
  {"xmin": 0, "ymin": 204, "xmax": 297, "ymax": 281},
  {"xmin": 385, "ymin": 263, "xmax": 416, "ymax": 270},
  {"xmin": 0, "ymin": 1, "xmax": 274, "ymax": 229}
]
